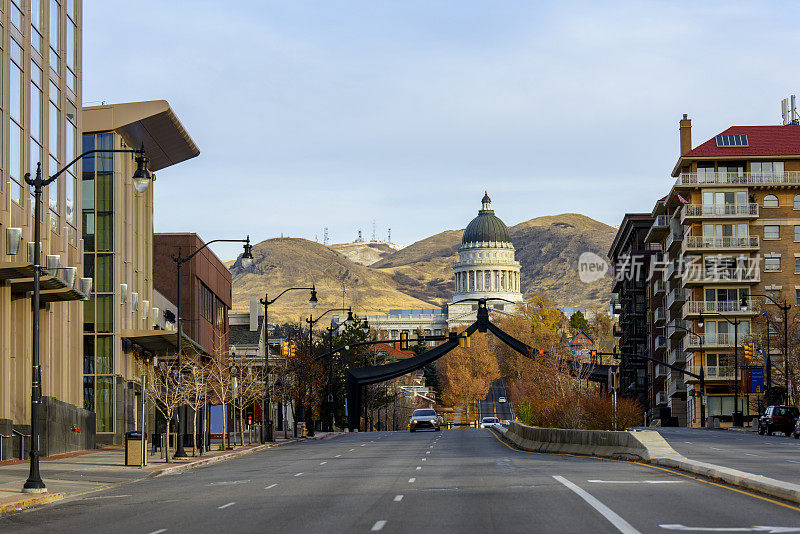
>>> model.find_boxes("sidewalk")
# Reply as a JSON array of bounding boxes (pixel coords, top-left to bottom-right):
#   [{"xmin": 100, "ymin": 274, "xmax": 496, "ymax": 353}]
[{"xmin": 0, "ymin": 431, "xmax": 340, "ymax": 515}]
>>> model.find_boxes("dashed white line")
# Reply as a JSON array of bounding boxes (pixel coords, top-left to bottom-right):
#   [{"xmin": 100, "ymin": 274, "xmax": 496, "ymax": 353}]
[
  {"xmin": 426, "ymin": 451, "xmax": 430, "ymax": 454},
  {"xmin": 408, "ymin": 478, "xmax": 416, "ymax": 483},
  {"xmin": 421, "ymin": 458, "xmax": 427, "ymax": 461},
  {"xmin": 218, "ymin": 502, "xmax": 236, "ymax": 510},
  {"xmin": 416, "ymin": 466, "xmax": 422, "ymax": 470},
  {"xmin": 147, "ymin": 530, "xmax": 167, "ymax": 534},
  {"xmin": 294, "ymin": 472, "xmax": 304, "ymax": 477},
  {"xmin": 335, "ymin": 454, "xmax": 341, "ymax": 458},
  {"xmin": 553, "ymin": 476, "xmax": 640, "ymax": 534},
  {"xmin": 371, "ymin": 520, "xmax": 387, "ymax": 531},
  {"xmin": 349, "ymin": 448, "xmax": 355, "ymax": 452},
  {"xmin": 394, "ymin": 495, "xmax": 404, "ymax": 502},
  {"xmin": 320, "ymin": 461, "xmax": 327, "ymax": 465},
  {"xmin": 265, "ymin": 484, "xmax": 278, "ymax": 489}
]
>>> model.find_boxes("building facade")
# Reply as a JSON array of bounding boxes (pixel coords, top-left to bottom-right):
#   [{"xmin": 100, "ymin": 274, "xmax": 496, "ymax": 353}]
[
  {"xmin": 0, "ymin": 0, "xmax": 87, "ymax": 458},
  {"xmin": 82, "ymin": 100, "xmax": 199, "ymax": 444},
  {"xmin": 609, "ymin": 214, "xmax": 659, "ymax": 415},
  {"xmin": 645, "ymin": 115, "xmax": 800, "ymax": 426}
]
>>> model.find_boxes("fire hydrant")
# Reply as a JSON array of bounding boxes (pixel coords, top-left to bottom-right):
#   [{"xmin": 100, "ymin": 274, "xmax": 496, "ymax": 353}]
[{"xmin": 301, "ymin": 423, "xmax": 307, "ymax": 438}]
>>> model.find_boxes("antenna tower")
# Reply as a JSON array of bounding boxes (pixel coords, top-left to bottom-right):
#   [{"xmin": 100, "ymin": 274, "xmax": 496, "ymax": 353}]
[
  {"xmin": 323, "ymin": 227, "xmax": 329, "ymax": 246},
  {"xmin": 372, "ymin": 220, "xmax": 376, "ymax": 242},
  {"xmin": 388, "ymin": 228, "xmax": 392, "ymax": 243}
]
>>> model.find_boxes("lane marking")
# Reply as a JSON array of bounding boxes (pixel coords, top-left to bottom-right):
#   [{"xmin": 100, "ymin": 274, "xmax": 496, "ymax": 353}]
[
  {"xmin": 422, "ymin": 458, "xmax": 427, "ymax": 462},
  {"xmin": 394, "ymin": 495, "xmax": 403, "ymax": 502},
  {"xmin": 744, "ymin": 453, "xmax": 758, "ymax": 457},
  {"xmin": 320, "ymin": 461, "xmax": 327, "ymax": 465},
  {"xmin": 206, "ymin": 480, "xmax": 251, "ymax": 487},
  {"xmin": 349, "ymin": 448, "xmax": 355, "ymax": 452},
  {"xmin": 294, "ymin": 472, "xmax": 304, "ymax": 477},
  {"xmin": 426, "ymin": 451, "xmax": 430, "ymax": 454},
  {"xmin": 660, "ymin": 525, "xmax": 800, "ymax": 532},
  {"xmin": 81, "ymin": 494, "xmax": 132, "ymax": 500},
  {"xmin": 218, "ymin": 502, "xmax": 236, "ymax": 510},
  {"xmin": 408, "ymin": 478, "xmax": 416, "ymax": 483},
  {"xmin": 147, "ymin": 530, "xmax": 167, "ymax": 534},
  {"xmin": 553, "ymin": 476, "xmax": 640, "ymax": 534},
  {"xmin": 335, "ymin": 454, "xmax": 342, "ymax": 458},
  {"xmin": 371, "ymin": 520, "xmax": 387, "ymax": 531},
  {"xmin": 265, "ymin": 484, "xmax": 278, "ymax": 489},
  {"xmin": 587, "ymin": 480, "xmax": 683, "ymax": 484},
  {"xmin": 787, "ymin": 460, "xmax": 800, "ymax": 464},
  {"xmin": 416, "ymin": 466, "xmax": 422, "ymax": 470}
]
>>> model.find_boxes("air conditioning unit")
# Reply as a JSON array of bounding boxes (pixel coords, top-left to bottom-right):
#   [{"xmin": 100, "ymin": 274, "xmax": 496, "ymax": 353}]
[
  {"xmin": 656, "ymin": 391, "xmax": 667, "ymax": 405},
  {"xmin": 655, "ymin": 364, "xmax": 667, "ymax": 378}
]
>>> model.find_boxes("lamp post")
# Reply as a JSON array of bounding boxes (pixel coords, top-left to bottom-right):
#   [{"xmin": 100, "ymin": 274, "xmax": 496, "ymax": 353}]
[
  {"xmin": 671, "ymin": 323, "xmax": 706, "ymax": 428},
  {"xmin": 22, "ymin": 148, "xmax": 152, "ymax": 493},
  {"xmin": 258, "ymin": 286, "xmax": 318, "ymax": 443},
  {"xmin": 305, "ymin": 308, "xmax": 353, "ymax": 437},
  {"xmin": 750, "ymin": 294, "xmax": 792, "ymax": 403},
  {"xmin": 763, "ymin": 312, "xmax": 773, "ymax": 390},
  {"xmin": 699, "ymin": 296, "xmax": 747, "ymax": 427},
  {"xmin": 170, "ymin": 237, "xmax": 253, "ymax": 458}
]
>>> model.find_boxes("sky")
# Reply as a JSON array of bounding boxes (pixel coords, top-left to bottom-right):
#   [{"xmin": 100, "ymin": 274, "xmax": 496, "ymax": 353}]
[{"xmin": 84, "ymin": 1, "xmax": 800, "ymax": 260}]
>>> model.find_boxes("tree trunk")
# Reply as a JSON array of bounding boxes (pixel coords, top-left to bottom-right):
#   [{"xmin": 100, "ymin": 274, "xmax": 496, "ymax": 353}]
[
  {"xmin": 192, "ymin": 409, "xmax": 198, "ymax": 457},
  {"xmin": 164, "ymin": 410, "xmax": 171, "ymax": 463},
  {"xmin": 223, "ymin": 404, "xmax": 228, "ymax": 450}
]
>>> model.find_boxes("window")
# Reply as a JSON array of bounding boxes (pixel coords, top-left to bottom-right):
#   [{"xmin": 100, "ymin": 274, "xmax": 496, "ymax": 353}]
[
  {"xmin": 214, "ymin": 297, "xmax": 226, "ymax": 331},
  {"xmin": 765, "ymin": 225, "xmax": 780, "ymax": 239},
  {"xmin": 764, "ymin": 194, "xmax": 779, "ymax": 207},
  {"xmin": 49, "ymin": 0, "xmax": 60, "ymax": 73},
  {"xmin": 795, "ymin": 257, "xmax": 800, "ymax": 274},
  {"xmin": 765, "ymin": 258, "xmax": 781, "ymax": 271},
  {"xmin": 795, "ymin": 195, "xmax": 800, "ymax": 209},
  {"xmin": 766, "ymin": 289, "xmax": 781, "ymax": 302},
  {"xmin": 796, "ymin": 226, "xmax": 800, "ymax": 241},
  {"xmin": 201, "ymin": 284, "xmax": 214, "ymax": 322},
  {"xmin": 796, "ymin": 289, "xmax": 800, "ymax": 306},
  {"xmin": 752, "ymin": 161, "xmax": 784, "ymax": 178}
]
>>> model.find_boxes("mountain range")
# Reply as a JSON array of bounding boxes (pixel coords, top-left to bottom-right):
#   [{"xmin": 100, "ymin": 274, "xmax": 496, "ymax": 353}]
[{"xmin": 229, "ymin": 213, "xmax": 616, "ymax": 323}]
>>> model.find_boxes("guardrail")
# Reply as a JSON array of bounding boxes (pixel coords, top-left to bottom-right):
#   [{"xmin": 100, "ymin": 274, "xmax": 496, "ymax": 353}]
[{"xmin": 676, "ymin": 171, "xmax": 800, "ymax": 187}]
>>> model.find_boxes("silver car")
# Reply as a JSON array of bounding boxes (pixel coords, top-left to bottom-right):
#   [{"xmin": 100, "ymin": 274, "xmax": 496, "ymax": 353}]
[{"xmin": 410, "ymin": 408, "xmax": 441, "ymax": 432}]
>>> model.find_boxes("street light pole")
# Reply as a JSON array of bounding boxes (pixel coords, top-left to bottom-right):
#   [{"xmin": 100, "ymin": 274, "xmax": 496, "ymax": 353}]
[
  {"xmin": 750, "ymin": 294, "xmax": 792, "ymax": 403},
  {"xmin": 171, "ymin": 237, "xmax": 254, "ymax": 458},
  {"xmin": 699, "ymin": 309, "xmax": 743, "ymax": 427},
  {"xmin": 258, "ymin": 286, "xmax": 317, "ymax": 443},
  {"xmin": 22, "ymin": 148, "xmax": 151, "ymax": 493}
]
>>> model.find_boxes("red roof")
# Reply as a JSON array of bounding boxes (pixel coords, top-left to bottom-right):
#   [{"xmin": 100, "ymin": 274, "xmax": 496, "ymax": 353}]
[
  {"xmin": 684, "ymin": 125, "xmax": 800, "ymax": 158},
  {"xmin": 374, "ymin": 342, "xmax": 414, "ymax": 359}
]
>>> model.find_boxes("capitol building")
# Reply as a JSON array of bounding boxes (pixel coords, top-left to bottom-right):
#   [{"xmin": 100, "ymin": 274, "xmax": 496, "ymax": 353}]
[{"xmin": 354, "ymin": 192, "xmax": 523, "ymax": 340}]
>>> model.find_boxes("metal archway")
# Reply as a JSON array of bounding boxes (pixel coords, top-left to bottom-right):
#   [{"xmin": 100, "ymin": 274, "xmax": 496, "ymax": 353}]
[{"xmin": 346, "ymin": 299, "xmax": 614, "ymax": 431}]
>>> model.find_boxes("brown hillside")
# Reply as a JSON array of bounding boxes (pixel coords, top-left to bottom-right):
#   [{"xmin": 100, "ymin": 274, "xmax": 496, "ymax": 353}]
[{"xmin": 229, "ymin": 238, "xmax": 437, "ymax": 323}]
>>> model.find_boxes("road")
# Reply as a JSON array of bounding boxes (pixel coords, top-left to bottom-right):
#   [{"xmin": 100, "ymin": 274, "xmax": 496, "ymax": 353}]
[
  {"xmin": 657, "ymin": 427, "xmax": 800, "ymax": 484},
  {"xmin": 2, "ymin": 429, "xmax": 799, "ymax": 533},
  {"xmin": 478, "ymin": 379, "xmax": 513, "ymax": 421}
]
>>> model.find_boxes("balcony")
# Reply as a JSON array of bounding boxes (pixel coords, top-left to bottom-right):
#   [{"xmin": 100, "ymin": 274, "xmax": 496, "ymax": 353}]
[
  {"xmin": 655, "ymin": 364, "xmax": 668, "ymax": 378},
  {"xmin": 645, "ymin": 214, "xmax": 670, "ymax": 242},
  {"xmin": 681, "ymin": 203, "xmax": 759, "ymax": 223},
  {"xmin": 667, "ymin": 340, "xmax": 686, "ymax": 366},
  {"xmin": 684, "ymin": 235, "xmax": 759, "ymax": 252},
  {"xmin": 667, "ymin": 319, "xmax": 687, "ymax": 339},
  {"xmin": 667, "ymin": 287, "xmax": 687, "ymax": 310},
  {"xmin": 675, "ymin": 171, "xmax": 800, "ymax": 188},
  {"xmin": 668, "ymin": 378, "xmax": 687, "ymax": 398},
  {"xmin": 654, "ymin": 335, "xmax": 667, "ymax": 353},
  {"xmin": 655, "ymin": 391, "xmax": 668, "ymax": 405},
  {"xmin": 666, "ymin": 230, "xmax": 684, "ymax": 253},
  {"xmin": 653, "ymin": 279, "xmax": 665, "ymax": 296},
  {"xmin": 653, "ymin": 307, "xmax": 666, "ymax": 325},
  {"xmin": 685, "ymin": 366, "xmax": 736, "ymax": 382},
  {"xmin": 686, "ymin": 333, "xmax": 735, "ymax": 349},
  {"xmin": 683, "ymin": 299, "xmax": 756, "ymax": 317},
  {"xmin": 665, "ymin": 260, "xmax": 683, "ymax": 281}
]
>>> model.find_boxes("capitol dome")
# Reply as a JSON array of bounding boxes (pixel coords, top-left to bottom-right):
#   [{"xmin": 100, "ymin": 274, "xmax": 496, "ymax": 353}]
[{"xmin": 461, "ymin": 192, "xmax": 512, "ymax": 245}]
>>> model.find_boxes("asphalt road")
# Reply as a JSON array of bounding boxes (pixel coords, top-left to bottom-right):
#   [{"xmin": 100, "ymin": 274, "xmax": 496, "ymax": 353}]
[
  {"xmin": 657, "ymin": 427, "xmax": 800, "ymax": 484},
  {"xmin": 2, "ymin": 429, "xmax": 799, "ymax": 533},
  {"xmin": 478, "ymin": 379, "xmax": 513, "ymax": 421}
]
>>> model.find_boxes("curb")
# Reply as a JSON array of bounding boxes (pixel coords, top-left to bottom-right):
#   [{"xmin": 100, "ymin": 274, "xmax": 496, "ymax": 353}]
[{"xmin": 0, "ymin": 493, "xmax": 65, "ymax": 515}]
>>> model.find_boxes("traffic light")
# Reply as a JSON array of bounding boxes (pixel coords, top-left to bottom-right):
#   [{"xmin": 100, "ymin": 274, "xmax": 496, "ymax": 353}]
[
  {"xmin": 458, "ymin": 332, "xmax": 471, "ymax": 348},
  {"xmin": 590, "ymin": 350, "xmax": 598, "ymax": 364},
  {"xmin": 690, "ymin": 389, "xmax": 701, "ymax": 398},
  {"xmin": 400, "ymin": 332, "xmax": 409, "ymax": 350},
  {"xmin": 743, "ymin": 343, "xmax": 754, "ymax": 360},
  {"xmin": 281, "ymin": 341, "xmax": 289, "ymax": 356},
  {"xmin": 290, "ymin": 342, "xmax": 297, "ymax": 357}
]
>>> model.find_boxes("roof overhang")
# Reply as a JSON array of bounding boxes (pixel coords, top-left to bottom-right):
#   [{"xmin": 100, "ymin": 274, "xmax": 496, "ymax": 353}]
[
  {"xmin": 1, "ymin": 261, "xmax": 88, "ymax": 301},
  {"xmin": 121, "ymin": 329, "xmax": 207, "ymax": 356},
  {"xmin": 82, "ymin": 100, "xmax": 200, "ymax": 172}
]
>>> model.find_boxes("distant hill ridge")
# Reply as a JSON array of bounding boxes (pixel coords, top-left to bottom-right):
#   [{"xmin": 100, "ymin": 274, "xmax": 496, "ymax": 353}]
[{"xmin": 229, "ymin": 214, "xmax": 615, "ymax": 322}]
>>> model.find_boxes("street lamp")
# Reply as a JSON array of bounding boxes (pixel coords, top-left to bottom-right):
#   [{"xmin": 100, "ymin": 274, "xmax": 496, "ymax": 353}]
[
  {"xmin": 170, "ymin": 236, "xmax": 252, "ymax": 458},
  {"xmin": 698, "ymin": 296, "xmax": 747, "ymax": 426},
  {"xmin": 750, "ymin": 293, "xmax": 792, "ymax": 403},
  {"xmin": 258, "ymin": 286, "xmax": 317, "ymax": 443},
  {"xmin": 22, "ymin": 147, "xmax": 152, "ymax": 494},
  {"xmin": 306, "ymin": 308, "xmax": 353, "ymax": 437}
]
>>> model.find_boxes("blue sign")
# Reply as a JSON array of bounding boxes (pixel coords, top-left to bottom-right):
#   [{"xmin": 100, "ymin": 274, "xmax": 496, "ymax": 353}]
[{"xmin": 751, "ymin": 368, "xmax": 765, "ymax": 393}]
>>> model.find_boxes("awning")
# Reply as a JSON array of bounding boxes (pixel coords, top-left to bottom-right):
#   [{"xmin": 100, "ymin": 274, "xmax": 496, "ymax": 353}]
[
  {"xmin": 2, "ymin": 262, "xmax": 88, "ymax": 302},
  {"xmin": 120, "ymin": 329, "xmax": 207, "ymax": 356},
  {"xmin": 82, "ymin": 100, "xmax": 200, "ymax": 172}
]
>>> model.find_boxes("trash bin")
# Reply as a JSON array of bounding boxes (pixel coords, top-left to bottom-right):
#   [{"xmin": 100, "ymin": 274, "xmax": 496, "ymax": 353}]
[
  {"xmin": 732, "ymin": 411, "xmax": 744, "ymax": 427},
  {"xmin": 125, "ymin": 431, "xmax": 146, "ymax": 466}
]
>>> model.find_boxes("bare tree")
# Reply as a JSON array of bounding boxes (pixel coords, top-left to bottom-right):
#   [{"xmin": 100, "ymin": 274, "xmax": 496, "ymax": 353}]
[
  {"xmin": 182, "ymin": 354, "xmax": 208, "ymax": 456},
  {"xmin": 207, "ymin": 330, "xmax": 234, "ymax": 450},
  {"xmin": 138, "ymin": 357, "xmax": 186, "ymax": 463}
]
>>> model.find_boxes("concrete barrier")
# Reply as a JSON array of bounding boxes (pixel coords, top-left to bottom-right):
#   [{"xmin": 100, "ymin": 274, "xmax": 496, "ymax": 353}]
[{"xmin": 503, "ymin": 421, "xmax": 675, "ymax": 460}]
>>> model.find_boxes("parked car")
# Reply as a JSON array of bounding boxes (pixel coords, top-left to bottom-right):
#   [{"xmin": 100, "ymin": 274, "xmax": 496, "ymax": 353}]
[
  {"xmin": 410, "ymin": 409, "xmax": 441, "ymax": 432},
  {"xmin": 758, "ymin": 405, "xmax": 799, "ymax": 436},
  {"xmin": 480, "ymin": 416, "xmax": 500, "ymax": 428},
  {"xmin": 498, "ymin": 397, "xmax": 507, "ymax": 403}
]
